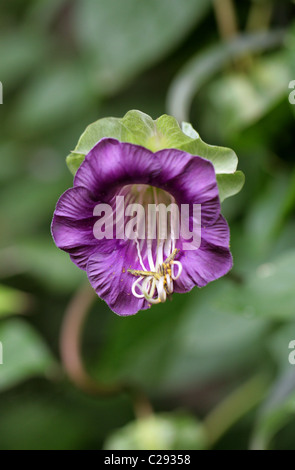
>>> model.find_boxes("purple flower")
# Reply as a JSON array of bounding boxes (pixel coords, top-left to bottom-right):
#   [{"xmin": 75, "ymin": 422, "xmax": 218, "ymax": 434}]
[{"xmin": 51, "ymin": 138, "xmax": 232, "ymax": 315}]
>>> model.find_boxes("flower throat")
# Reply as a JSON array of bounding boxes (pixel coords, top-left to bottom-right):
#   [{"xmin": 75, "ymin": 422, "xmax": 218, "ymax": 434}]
[{"xmin": 118, "ymin": 184, "xmax": 183, "ymax": 305}]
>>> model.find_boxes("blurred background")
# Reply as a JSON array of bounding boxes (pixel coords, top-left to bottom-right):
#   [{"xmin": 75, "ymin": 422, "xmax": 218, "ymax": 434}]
[{"xmin": 0, "ymin": 0, "xmax": 295, "ymax": 450}]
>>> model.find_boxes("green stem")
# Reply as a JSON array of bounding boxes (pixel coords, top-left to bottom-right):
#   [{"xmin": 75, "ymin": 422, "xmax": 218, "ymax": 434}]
[
  {"xmin": 167, "ymin": 29, "xmax": 286, "ymax": 122},
  {"xmin": 213, "ymin": 0, "xmax": 239, "ymax": 40},
  {"xmin": 60, "ymin": 283, "xmax": 153, "ymax": 418},
  {"xmin": 246, "ymin": 0, "xmax": 273, "ymax": 32},
  {"xmin": 60, "ymin": 283, "xmax": 120, "ymax": 395},
  {"xmin": 204, "ymin": 374, "xmax": 270, "ymax": 447},
  {"xmin": 213, "ymin": 0, "xmax": 253, "ymax": 72}
]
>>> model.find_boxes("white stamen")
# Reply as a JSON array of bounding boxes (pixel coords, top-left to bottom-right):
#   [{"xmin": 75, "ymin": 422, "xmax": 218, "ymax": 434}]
[
  {"xmin": 135, "ymin": 237, "xmax": 147, "ymax": 271},
  {"xmin": 166, "ymin": 274, "xmax": 173, "ymax": 293},
  {"xmin": 142, "ymin": 277, "xmax": 161, "ymax": 304},
  {"xmin": 147, "ymin": 238, "xmax": 156, "ymax": 272},
  {"xmin": 171, "ymin": 260, "xmax": 182, "ymax": 280},
  {"xmin": 131, "ymin": 277, "xmax": 145, "ymax": 298},
  {"xmin": 157, "ymin": 277, "xmax": 166, "ymax": 303},
  {"xmin": 124, "ymin": 185, "xmax": 183, "ymax": 304}
]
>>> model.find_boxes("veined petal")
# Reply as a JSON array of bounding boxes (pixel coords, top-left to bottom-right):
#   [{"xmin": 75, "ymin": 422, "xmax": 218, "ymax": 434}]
[
  {"xmin": 175, "ymin": 240, "xmax": 233, "ymax": 292},
  {"xmin": 52, "ymin": 186, "xmax": 100, "ymax": 270},
  {"xmin": 87, "ymin": 243, "xmax": 150, "ymax": 316},
  {"xmin": 155, "ymin": 149, "xmax": 221, "ymax": 225},
  {"xmin": 74, "ymin": 138, "xmax": 161, "ymax": 200},
  {"xmin": 202, "ymin": 215, "xmax": 230, "ymax": 248},
  {"xmin": 53, "ymin": 186, "xmax": 95, "ymax": 219}
]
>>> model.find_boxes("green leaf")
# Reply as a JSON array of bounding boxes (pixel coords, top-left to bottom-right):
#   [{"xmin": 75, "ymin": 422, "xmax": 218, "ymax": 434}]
[
  {"xmin": 68, "ymin": 110, "xmax": 237, "ymax": 172},
  {"xmin": 66, "ymin": 110, "xmax": 243, "ymax": 201},
  {"xmin": 122, "ymin": 110, "xmax": 158, "ymax": 147},
  {"xmin": 217, "ymin": 171, "xmax": 245, "ymax": 202},
  {"xmin": 0, "ymin": 319, "xmax": 55, "ymax": 391},
  {"xmin": 181, "ymin": 122, "xmax": 200, "ymax": 139},
  {"xmin": 66, "ymin": 117, "xmax": 126, "ymax": 175},
  {"xmin": 152, "ymin": 114, "xmax": 192, "ymax": 150},
  {"xmin": 72, "ymin": 117, "xmax": 126, "ymax": 156},
  {"xmin": 66, "ymin": 153, "xmax": 86, "ymax": 176},
  {"xmin": 178, "ymin": 134, "xmax": 238, "ymax": 174},
  {"xmin": 104, "ymin": 412, "xmax": 207, "ymax": 450},
  {"xmin": 0, "ymin": 285, "xmax": 30, "ymax": 318}
]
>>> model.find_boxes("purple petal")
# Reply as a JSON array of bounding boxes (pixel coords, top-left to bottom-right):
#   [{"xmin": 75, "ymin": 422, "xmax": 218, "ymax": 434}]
[
  {"xmin": 87, "ymin": 242, "xmax": 150, "ymax": 316},
  {"xmin": 202, "ymin": 215, "xmax": 230, "ymax": 248},
  {"xmin": 74, "ymin": 138, "xmax": 161, "ymax": 200},
  {"xmin": 51, "ymin": 186, "xmax": 99, "ymax": 270},
  {"xmin": 175, "ymin": 240, "xmax": 233, "ymax": 292},
  {"xmin": 155, "ymin": 149, "xmax": 220, "ymax": 225},
  {"xmin": 53, "ymin": 186, "xmax": 95, "ymax": 219}
]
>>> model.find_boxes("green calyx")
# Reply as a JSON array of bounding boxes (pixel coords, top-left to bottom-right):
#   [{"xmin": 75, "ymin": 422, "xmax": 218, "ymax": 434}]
[{"xmin": 66, "ymin": 109, "xmax": 244, "ymax": 202}]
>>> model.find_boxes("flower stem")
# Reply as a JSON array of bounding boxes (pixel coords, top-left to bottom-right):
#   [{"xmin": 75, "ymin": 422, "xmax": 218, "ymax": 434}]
[
  {"xmin": 246, "ymin": 0, "xmax": 273, "ymax": 32},
  {"xmin": 213, "ymin": 0, "xmax": 239, "ymax": 41},
  {"xmin": 60, "ymin": 283, "xmax": 116, "ymax": 395},
  {"xmin": 167, "ymin": 29, "xmax": 286, "ymax": 122},
  {"xmin": 213, "ymin": 0, "xmax": 254, "ymax": 72},
  {"xmin": 204, "ymin": 373, "xmax": 270, "ymax": 447},
  {"xmin": 60, "ymin": 283, "xmax": 153, "ymax": 418}
]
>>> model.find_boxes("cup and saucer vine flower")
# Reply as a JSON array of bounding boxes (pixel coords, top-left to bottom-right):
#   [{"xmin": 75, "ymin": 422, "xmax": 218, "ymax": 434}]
[{"xmin": 51, "ymin": 110, "xmax": 244, "ymax": 315}]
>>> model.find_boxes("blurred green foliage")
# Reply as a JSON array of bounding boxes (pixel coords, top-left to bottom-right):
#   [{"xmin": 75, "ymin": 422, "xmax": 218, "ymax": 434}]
[
  {"xmin": 1, "ymin": 0, "xmax": 295, "ymax": 450},
  {"xmin": 104, "ymin": 413, "xmax": 207, "ymax": 450}
]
